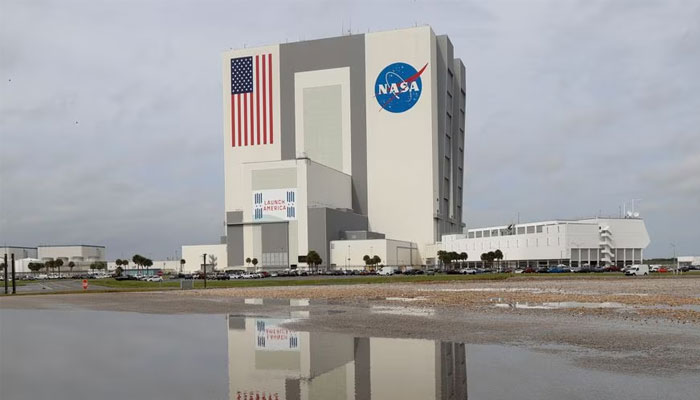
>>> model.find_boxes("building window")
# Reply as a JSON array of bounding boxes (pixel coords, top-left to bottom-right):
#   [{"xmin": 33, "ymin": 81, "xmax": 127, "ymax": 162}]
[
  {"xmin": 476, "ymin": 231, "xmax": 482, "ymax": 238},
  {"xmin": 491, "ymin": 229, "xmax": 498, "ymax": 237},
  {"xmin": 527, "ymin": 226, "xmax": 535, "ymax": 234},
  {"xmin": 536, "ymin": 225, "xmax": 543, "ymax": 233},
  {"xmin": 517, "ymin": 227, "xmax": 525, "ymax": 235},
  {"xmin": 484, "ymin": 230, "xmax": 490, "ymax": 238},
  {"xmin": 468, "ymin": 232, "xmax": 475, "ymax": 239}
]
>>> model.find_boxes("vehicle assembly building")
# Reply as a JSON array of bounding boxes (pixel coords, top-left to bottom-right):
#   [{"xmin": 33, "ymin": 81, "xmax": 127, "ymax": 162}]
[{"xmin": 222, "ymin": 26, "xmax": 466, "ymax": 270}]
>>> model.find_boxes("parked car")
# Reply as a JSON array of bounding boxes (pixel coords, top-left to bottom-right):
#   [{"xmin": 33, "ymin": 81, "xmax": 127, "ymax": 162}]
[
  {"xmin": 522, "ymin": 267, "xmax": 536, "ymax": 273},
  {"xmin": 147, "ymin": 276, "xmax": 163, "ymax": 282},
  {"xmin": 547, "ymin": 266, "xmax": 568, "ymax": 273},
  {"xmin": 426, "ymin": 268, "xmax": 437, "ymax": 275},
  {"xmin": 514, "ymin": 269, "xmax": 524, "ymax": 274},
  {"xmin": 404, "ymin": 269, "xmax": 424, "ymax": 275},
  {"xmin": 459, "ymin": 268, "xmax": 477, "ymax": 275},
  {"xmin": 115, "ymin": 274, "xmax": 138, "ymax": 281},
  {"xmin": 377, "ymin": 266, "xmax": 396, "ymax": 276},
  {"xmin": 536, "ymin": 267, "xmax": 549, "ymax": 273}
]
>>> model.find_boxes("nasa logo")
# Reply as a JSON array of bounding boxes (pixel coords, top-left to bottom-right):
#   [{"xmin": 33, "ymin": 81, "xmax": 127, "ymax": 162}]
[{"xmin": 374, "ymin": 62, "xmax": 428, "ymax": 113}]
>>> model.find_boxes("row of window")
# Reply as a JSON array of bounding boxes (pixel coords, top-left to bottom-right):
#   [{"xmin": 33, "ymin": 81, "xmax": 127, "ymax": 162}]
[
  {"xmin": 456, "ymin": 236, "xmax": 563, "ymax": 251},
  {"xmin": 468, "ymin": 224, "xmax": 556, "ymax": 239}
]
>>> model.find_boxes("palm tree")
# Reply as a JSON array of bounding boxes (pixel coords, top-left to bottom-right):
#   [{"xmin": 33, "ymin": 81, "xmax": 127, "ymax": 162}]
[
  {"xmin": 437, "ymin": 250, "xmax": 450, "ymax": 270},
  {"xmin": 306, "ymin": 251, "xmax": 322, "ymax": 273},
  {"xmin": 251, "ymin": 258, "xmax": 258, "ymax": 271},
  {"xmin": 68, "ymin": 261, "xmax": 75, "ymax": 276},
  {"xmin": 132, "ymin": 255, "xmax": 144, "ymax": 275},
  {"xmin": 144, "ymin": 258, "xmax": 153, "ymax": 276},
  {"xmin": 28, "ymin": 262, "xmax": 43, "ymax": 275},
  {"xmin": 55, "ymin": 259, "xmax": 64, "ymax": 277},
  {"xmin": 459, "ymin": 252, "xmax": 468, "ymax": 268},
  {"xmin": 44, "ymin": 260, "xmax": 54, "ymax": 274},
  {"xmin": 494, "ymin": 249, "xmax": 504, "ymax": 271},
  {"xmin": 245, "ymin": 257, "xmax": 251, "ymax": 269},
  {"xmin": 363, "ymin": 255, "xmax": 371, "ymax": 271},
  {"xmin": 371, "ymin": 255, "xmax": 381, "ymax": 268}
]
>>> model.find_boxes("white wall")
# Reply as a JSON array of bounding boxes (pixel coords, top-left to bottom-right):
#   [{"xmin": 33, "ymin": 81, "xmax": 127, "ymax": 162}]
[
  {"xmin": 365, "ymin": 26, "xmax": 438, "ymax": 255},
  {"xmin": 223, "ymin": 45, "xmax": 282, "ymax": 215},
  {"xmin": 181, "ymin": 244, "xmax": 227, "ymax": 272},
  {"xmin": 329, "ymin": 239, "xmax": 421, "ymax": 269},
  {"xmin": 436, "ymin": 218, "xmax": 650, "ymax": 262},
  {"xmin": 0, "ymin": 247, "xmax": 37, "ymax": 260},
  {"xmin": 37, "ymin": 246, "xmax": 105, "ymax": 262}
]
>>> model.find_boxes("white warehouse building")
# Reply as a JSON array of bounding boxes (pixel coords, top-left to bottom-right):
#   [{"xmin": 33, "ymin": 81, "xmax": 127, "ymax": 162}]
[{"xmin": 436, "ymin": 217, "xmax": 650, "ymax": 269}]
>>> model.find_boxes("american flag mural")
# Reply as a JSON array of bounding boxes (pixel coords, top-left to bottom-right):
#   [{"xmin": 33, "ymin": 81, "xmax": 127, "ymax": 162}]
[{"xmin": 231, "ymin": 54, "xmax": 273, "ymax": 147}]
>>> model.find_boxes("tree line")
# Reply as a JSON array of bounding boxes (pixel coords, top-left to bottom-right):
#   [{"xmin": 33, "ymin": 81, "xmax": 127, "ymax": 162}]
[{"xmin": 436, "ymin": 249, "xmax": 504, "ymax": 269}]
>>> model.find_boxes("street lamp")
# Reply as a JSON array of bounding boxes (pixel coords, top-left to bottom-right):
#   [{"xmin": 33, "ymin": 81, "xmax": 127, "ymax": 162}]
[
  {"xmin": 202, "ymin": 253, "xmax": 207, "ymax": 288},
  {"xmin": 670, "ymin": 243, "xmax": 679, "ymax": 275}
]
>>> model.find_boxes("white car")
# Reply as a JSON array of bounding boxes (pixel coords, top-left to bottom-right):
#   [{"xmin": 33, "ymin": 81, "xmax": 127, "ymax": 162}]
[
  {"xmin": 514, "ymin": 269, "xmax": 524, "ymax": 274},
  {"xmin": 377, "ymin": 267, "xmax": 396, "ymax": 276},
  {"xmin": 241, "ymin": 273, "xmax": 257, "ymax": 279},
  {"xmin": 147, "ymin": 276, "xmax": 163, "ymax": 282},
  {"xmin": 459, "ymin": 268, "xmax": 477, "ymax": 275}
]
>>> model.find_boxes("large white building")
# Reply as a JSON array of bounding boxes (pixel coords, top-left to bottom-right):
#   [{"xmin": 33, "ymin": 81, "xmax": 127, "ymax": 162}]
[
  {"xmin": 221, "ymin": 26, "xmax": 466, "ymax": 271},
  {"xmin": 435, "ymin": 217, "xmax": 650, "ymax": 268}
]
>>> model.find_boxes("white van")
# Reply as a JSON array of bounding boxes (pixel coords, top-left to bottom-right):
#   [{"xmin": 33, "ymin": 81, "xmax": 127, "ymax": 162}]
[
  {"xmin": 377, "ymin": 266, "xmax": 396, "ymax": 276},
  {"xmin": 625, "ymin": 264, "xmax": 649, "ymax": 276}
]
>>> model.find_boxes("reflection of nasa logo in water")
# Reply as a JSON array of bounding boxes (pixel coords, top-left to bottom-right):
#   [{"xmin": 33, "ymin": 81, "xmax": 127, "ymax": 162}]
[{"xmin": 375, "ymin": 62, "xmax": 428, "ymax": 113}]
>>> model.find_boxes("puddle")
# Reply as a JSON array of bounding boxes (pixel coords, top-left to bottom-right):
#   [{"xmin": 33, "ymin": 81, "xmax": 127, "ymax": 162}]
[
  {"xmin": 289, "ymin": 298, "xmax": 310, "ymax": 307},
  {"xmin": 385, "ymin": 296, "xmax": 428, "ymax": 302},
  {"xmin": 1, "ymin": 309, "xmax": 698, "ymax": 400},
  {"xmin": 493, "ymin": 301, "xmax": 627, "ymax": 310},
  {"xmin": 371, "ymin": 305, "xmax": 436, "ymax": 317},
  {"xmin": 491, "ymin": 300, "xmax": 700, "ymax": 312}
]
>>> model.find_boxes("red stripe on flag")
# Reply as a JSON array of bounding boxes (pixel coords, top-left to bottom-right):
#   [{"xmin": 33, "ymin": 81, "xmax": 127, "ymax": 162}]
[
  {"xmin": 255, "ymin": 55, "xmax": 261, "ymax": 146},
  {"xmin": 237, "ymin": 95, "xmax": 241, "ymax": 146},
  {"xmin": 262, "ymin": 54, "xmax": 267, "ymax": 144},
  {"xmin": 248, "ymin": 91, "xmax": 253, "ymax": 146},
  {"xmin": 243, "ymin": 93, "xmax": 248, "ymax": 146},
  {"xmin": 231, "ymin": 94, "xmax": 236, "ymax": 147},
  {"xmin": 268, "ymin": 54, "xmax": 273, "ymax": 144}
]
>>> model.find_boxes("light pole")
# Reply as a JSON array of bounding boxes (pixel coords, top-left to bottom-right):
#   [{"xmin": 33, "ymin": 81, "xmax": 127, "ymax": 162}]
[
  {"xmin": 203, "ymin": 253, "xmax": 207, "ymax": 288},
  {"xmin": 670, "ymin": 243, "xmax": 679, "ymax": 275}
]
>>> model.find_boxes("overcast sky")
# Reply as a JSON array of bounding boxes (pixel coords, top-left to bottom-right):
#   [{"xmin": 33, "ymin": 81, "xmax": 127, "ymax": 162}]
[{"xmin": 1, "ymin": 0, "xmax": 698, "ymax": 260}]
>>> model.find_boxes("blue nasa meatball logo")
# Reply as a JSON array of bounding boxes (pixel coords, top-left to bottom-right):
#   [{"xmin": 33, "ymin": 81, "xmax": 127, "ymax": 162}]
[{"xmin": 374, "ymin": 62, "xmax": 428, "ymax": 113}]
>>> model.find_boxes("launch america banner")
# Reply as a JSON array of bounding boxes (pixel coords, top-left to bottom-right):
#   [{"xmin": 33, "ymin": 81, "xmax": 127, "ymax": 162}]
[{"xmin": 252, "ymin": 188, "xmax": 297, "ymax": 221}]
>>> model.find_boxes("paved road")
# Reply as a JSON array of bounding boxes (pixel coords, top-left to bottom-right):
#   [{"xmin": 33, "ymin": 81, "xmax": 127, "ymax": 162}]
[{"xmin": 6, "ymin": 279, "xmax": 109, "ymax": 294}]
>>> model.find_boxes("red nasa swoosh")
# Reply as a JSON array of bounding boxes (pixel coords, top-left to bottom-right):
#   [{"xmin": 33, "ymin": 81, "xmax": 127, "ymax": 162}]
[{"xmin": 379, "ymin": 62, "xmax": 429, "ymax": 110}]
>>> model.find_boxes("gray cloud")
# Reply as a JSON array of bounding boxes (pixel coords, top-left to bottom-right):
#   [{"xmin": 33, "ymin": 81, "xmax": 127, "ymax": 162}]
[{"xmin": 1, "ymin": 0, "xmax": 698, "ymax": 258}]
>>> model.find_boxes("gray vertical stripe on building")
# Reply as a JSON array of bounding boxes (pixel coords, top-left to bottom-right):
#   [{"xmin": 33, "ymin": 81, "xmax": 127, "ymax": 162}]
[{"xmin": 279, "ymin": 35, "xmax": 368, "ymax": 216}]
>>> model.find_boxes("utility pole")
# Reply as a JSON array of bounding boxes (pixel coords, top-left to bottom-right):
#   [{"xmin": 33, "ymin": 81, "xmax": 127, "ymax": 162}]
[
  {"xmin": 3, "ymin": 253, "xmax": 7, "ymax": 294},
  {"xmin": 203, "ymin": 253, "xmax": 207, "ymax": 289},
  {"xmin": 11, "ymin": 254, "xmax": 16, "ymax": 294}
]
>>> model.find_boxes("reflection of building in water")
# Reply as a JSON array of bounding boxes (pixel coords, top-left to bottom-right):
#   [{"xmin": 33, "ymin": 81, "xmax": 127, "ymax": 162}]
[{"xmin": 227, "ymin": 316, "xmax": 467, "ymax": 400}]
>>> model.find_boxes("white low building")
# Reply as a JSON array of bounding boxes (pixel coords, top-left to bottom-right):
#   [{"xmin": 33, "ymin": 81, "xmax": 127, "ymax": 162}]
[
  {"xmin": 433, "ymin": 217, "xmax": 650, "ymax": 268},
  {"xmin": 1, "ymin": 246, "xmax": 38, "ymax": 260},
  {"xmin": 181, "ymin": 244, "xmax": 227, "ymax": 273},
  {"xmin": 329, "ymin": 238, "xmax": 421, "ymax": 270},
  {"xmin": 678, "ymin": 256, "xmax": 700, "ymax": 267}
]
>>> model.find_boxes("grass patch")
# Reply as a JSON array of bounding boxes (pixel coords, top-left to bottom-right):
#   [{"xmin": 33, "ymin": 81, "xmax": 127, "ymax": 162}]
[{"xmin": 1, "ymin": 280, "xmax": 27, "ymax": 287}]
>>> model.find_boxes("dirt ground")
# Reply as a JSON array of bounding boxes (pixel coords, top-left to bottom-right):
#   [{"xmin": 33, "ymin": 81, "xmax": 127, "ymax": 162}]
[{"xmin": 2, "ymin": 276, "xmax": 699, "ymax": 375}]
